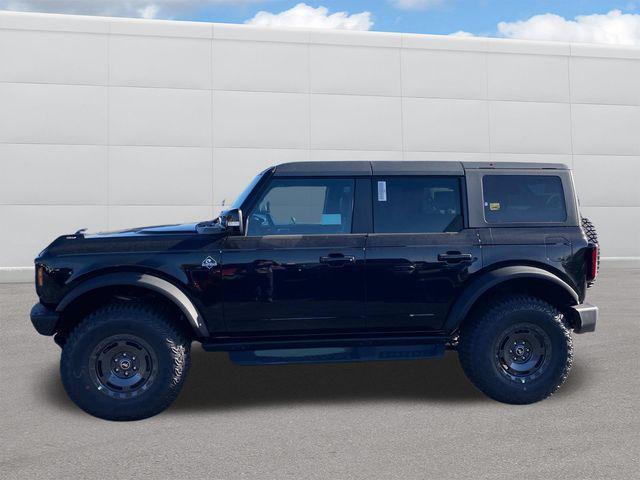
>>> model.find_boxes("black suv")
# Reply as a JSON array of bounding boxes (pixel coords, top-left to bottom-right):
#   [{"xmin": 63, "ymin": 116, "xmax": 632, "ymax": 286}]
[{"xmin": 31, "ymin": 161, "xmax": 599, "ymax": 420}]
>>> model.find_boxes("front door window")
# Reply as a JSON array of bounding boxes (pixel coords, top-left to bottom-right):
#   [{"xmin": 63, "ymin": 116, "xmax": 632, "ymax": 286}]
[{"xmin": 247, "ymin": 178, "xmax": 355, "ymax": 236}]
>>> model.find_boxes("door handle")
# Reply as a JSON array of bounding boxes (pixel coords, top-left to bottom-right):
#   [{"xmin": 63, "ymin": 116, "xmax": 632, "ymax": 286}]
[
  {"xmin": 438, "ymin": 252, "xmax": 473, "ymax": 263},
  {"xmin": 392, "ymin": 264, "xmax": 416, "ymax": 273},
  {"xmin": 320, "ymin": 254, "xmax": 356, "ymax": 266}
]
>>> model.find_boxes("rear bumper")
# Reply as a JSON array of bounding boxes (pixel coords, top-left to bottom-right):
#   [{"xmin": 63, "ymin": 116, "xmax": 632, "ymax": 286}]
[
  {"xmin": 30, "ymin": 303, "xmax": 60, "ymax": 336},
  {"xmin": 570, "ymin": 303, "xmax": 598, "ymax": 334}
]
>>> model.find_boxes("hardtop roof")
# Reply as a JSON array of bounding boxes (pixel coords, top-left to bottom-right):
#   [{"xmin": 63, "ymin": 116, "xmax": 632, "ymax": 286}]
[{"xmin": 273, "ymin": 161, "xmax": 569, "ymax": 176}]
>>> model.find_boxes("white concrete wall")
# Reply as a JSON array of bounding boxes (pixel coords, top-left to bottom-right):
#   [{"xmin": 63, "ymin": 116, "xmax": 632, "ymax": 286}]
[{"xmin": 1, "ymin": 11, "xmax": 639, "ymax": 279}]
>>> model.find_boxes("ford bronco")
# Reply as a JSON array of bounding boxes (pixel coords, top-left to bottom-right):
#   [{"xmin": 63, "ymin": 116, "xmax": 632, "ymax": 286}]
[{"xmin": 30, "ymin": 161, "xmax": 599, "ymax": 420}]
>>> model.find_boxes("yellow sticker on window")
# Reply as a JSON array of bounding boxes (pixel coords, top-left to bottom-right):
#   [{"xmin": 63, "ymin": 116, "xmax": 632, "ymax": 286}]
[{"xmin": 489, "ymin": 202, "xmax": 501, "ymax": 211}]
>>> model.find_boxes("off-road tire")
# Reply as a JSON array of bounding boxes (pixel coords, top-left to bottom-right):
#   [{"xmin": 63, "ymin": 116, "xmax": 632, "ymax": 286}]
[
  {"xmin": 458, "ymin": 296, "xmax": 573, "ymax": 405},
  {"xmin": 61, "ymin": 302, "xmax": 191, "ymax": 421},
  {"xmin": 581, "ymin": 216, "xmax": 600, "ymax": 287}
]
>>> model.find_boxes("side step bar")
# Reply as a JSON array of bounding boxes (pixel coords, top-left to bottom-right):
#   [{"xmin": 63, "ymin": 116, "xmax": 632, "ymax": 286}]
[
  {"xmin": 225, "ymin": 344, "xmax": 445, "ymax": 366},
  {"xmin": 201, "ymin": 334, "xmax": 448, "ymax": 366}
]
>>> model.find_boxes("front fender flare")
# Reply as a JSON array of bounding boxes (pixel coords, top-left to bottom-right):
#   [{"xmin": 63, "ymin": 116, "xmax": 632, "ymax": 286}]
[
  {"xmin": 443, "ymin": 266, "xmax": 579, "ymax": 333},
  {"xmin": 56, "ymin": 272, "xmax": 209, "ymax": 337}
]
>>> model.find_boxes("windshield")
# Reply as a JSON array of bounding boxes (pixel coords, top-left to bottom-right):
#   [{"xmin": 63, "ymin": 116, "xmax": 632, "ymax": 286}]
[{"xmin": 231, "ymin": 170, "xmax": 268, "ymax": 209}]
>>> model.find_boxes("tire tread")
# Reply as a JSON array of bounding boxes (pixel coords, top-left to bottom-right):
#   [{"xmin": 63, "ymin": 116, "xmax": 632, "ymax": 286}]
[
  {"xmin": 458, "ymin": 295, "xmax": 573, "ymax": 404},
  {"xmin": 61, "ymin": 301, "xmax": 191, "ymax": 421}
]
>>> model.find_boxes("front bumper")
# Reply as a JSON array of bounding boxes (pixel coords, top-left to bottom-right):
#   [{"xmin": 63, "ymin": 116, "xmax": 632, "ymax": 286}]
[
  {"xmin": 570, "ymin": 303, "xmax": 598, "ymax": 334},
  {"xmin": 30, "ymin": 302, "xmax": 60, "ymax": 336}
]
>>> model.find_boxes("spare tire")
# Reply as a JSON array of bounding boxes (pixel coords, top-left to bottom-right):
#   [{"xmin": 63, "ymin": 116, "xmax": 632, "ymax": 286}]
[{"xmin": 581, "ymin": 217, "xmax": 600, "ymax": 287}]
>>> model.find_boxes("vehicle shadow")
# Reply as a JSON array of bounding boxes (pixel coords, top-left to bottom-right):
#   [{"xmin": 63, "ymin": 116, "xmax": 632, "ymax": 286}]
[
  {"xmin": 171, "ymin": 348, "xmax": 484, "ymax": 412},
  {"xmin": 42, "ymin": 347, "xmax": 588, "ymax": 413}
]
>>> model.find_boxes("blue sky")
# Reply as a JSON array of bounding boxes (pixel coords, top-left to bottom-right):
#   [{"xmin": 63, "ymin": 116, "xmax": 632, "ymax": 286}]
[
  {"xmin": 1, "ymin": 1, "xmax": 639, "ymax": 44},
  {"xmin": 191, "ymin": 1, "xmax": 637, "ymax": 36}
]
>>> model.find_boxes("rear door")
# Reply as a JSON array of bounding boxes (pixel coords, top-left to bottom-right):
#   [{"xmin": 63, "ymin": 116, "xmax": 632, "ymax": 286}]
[{"xmin": 365, "ymin": 175, "xmax": 482, "ymax": 331}]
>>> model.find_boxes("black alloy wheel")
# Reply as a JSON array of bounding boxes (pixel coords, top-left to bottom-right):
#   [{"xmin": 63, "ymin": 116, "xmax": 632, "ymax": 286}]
[
  {"xmin": 61, "ymin": 301, "xmax": 191, "ymax": 421},
  {"xmin": 458, "ymin": 295, "xmax": 573, "ymax": 405},
  {"xmin": 494, "ymin": 323, "xmax": 552, "ymax": 383},
  {"xmin": 89, "ymin": 335, "xmax": 158, "ymax": 399}
]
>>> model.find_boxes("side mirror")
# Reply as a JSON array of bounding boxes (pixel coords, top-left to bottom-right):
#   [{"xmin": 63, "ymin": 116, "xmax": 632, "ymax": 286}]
[{"xmin": 222, "ymin": 208, "xmax": 244, "ymax": 235}]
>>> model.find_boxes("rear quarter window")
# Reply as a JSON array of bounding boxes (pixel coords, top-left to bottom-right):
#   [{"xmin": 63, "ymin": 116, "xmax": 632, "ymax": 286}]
[{"xmin": 482, "ymin": 175, "xmax": 567, "ymax": 223}]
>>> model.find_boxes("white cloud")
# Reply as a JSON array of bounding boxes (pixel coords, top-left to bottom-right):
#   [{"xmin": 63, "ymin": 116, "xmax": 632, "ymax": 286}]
[
  {"xmin": 246, "ymin": 3, "xmax": 372, "ymax": 30},
  {"xmin": 390, "ymin": 0, "xmax": 446, "ymax": 10},
  {"xmin": 449, "ymin": 30, "xmax": 473, "ymax": 37},
  {"xmin": 0, "ymin": 1, "xmax": 265, "ymax": 20},
  {"xmin": 497, "ymin": 9, "xmax": 640, "ymax": 46},
  {"xmin": 139, "ymin": 4, "xmax": 160, "ymax": 19}
]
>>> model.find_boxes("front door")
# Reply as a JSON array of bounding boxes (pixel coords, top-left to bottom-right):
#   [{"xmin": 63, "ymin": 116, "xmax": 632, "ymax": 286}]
[
  {"xmin": 221, "ymin": 177, "xmax": 366, "ymax": 333},
  {"xmin": 365, "ymin": 175, "xmax": 481, "ymax": 331}
]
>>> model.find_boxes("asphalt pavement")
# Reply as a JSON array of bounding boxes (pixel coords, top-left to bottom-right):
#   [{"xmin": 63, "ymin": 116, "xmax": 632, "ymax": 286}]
[{"xmin": 1, "ymin": 260, "xmax": 638, "ymax": 480}]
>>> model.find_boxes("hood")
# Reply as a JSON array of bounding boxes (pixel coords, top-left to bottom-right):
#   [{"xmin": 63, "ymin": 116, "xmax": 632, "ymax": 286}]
[
  {"xmin": 85, "ymin": 222, "xmax": 200, "ymax": 238},
  {"xmin": 37, "ymin": 222, "xmax": 224, "ymax": 259}
]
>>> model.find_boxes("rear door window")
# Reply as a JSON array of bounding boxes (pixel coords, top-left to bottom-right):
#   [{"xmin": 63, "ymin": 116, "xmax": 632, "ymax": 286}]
[
  {"xmin": 482, "ymin": 175, "xmax": 567, "ymax": 223},
  {"xmin": 372, "ymin": 177, "xmax": 463, "ymax": 233}
]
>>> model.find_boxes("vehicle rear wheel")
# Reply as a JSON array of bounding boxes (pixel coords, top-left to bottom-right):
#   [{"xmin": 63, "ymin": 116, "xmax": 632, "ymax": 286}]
[
  {"xmin": 458, "ymin": 296, "xmax": 573, "ymax": 404},
  {"xmin": 60, "ymin": 302, "xmax": 191, "ymax": 421}
]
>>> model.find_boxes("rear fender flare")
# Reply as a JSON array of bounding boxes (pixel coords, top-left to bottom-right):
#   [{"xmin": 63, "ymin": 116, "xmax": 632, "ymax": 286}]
[
  {"xmin": 443, "ymin": 266, "xmax": 579, "ymax": 333},
  {"xmin": 56, "ymin": 272, "xmax": 208, "ymax": 337}
]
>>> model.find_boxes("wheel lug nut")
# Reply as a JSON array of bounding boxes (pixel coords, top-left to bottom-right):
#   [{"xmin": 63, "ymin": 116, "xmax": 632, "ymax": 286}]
[
  {"xmin": 133, "ymin": 366, "xmax": 138, "ymax": 371},
  {"xmin": 115, "ymin": 368, "xmax": 119, "ymax": 372}
]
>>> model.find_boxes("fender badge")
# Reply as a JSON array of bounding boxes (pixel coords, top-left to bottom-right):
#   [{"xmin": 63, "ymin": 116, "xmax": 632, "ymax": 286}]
[{"xmin": 202, "ymin": 256, "xmax": 217, "ymax": 269}]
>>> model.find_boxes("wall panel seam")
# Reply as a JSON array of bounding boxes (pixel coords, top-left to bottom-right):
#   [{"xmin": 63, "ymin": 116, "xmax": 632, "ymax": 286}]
[
  {"xmin": 567, "ymin": 44, "xmax": 575, "ymax": 169},
  {"xmin": 210, "ymin": 26, "xmax": 215, "ymax": 210},
  {"xmin": 484, "ymin": 51, "xmax": 492, "ymax": 154},
  {"xmin": 399, "ymin": 36, "xmax": 406, "ymax": 159},
  {"xmin": 0, "ymin": 80, "xmax": 210, "ymax": 91},
  {"xmin": 306, "ymin": 34, "xmax": 312, "ymax": 156},
  {"xmin": 2, "ymin": 79, "xmax": 639, "ymax": 109},
  {"xmin": 106, "ymin": 20, "xmax": 111, "ymax": 229},
  {"xmin": 2, "ymin": 141, "xmax": 640, "ymax": 157}
]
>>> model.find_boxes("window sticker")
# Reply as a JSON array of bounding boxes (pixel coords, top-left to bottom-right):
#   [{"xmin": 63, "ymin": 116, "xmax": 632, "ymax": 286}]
[
  {"xmin": 377, "ymin": 181, "xmax": 387, "ymax": 202},
  {"xmin": 489, "ymin": 202, "xmax": 501, "ymax": 211},
  {"xmin": 321, "ymin": 213, "xmax": 341, "ymax": 225}
]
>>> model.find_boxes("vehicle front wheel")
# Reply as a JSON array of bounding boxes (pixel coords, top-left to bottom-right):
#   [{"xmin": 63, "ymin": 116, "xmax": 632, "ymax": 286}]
[
  {"xmin": 458, "ymin": 296, "xmax": 573, "ymax": 404},
  {"xmin": 60, "ymin": 302, "xmax": 191, "ymax": 421}
]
